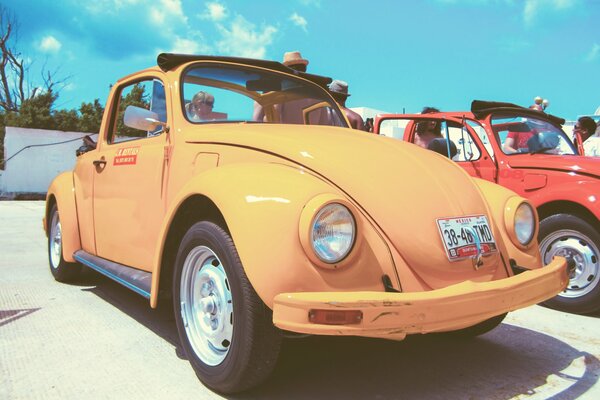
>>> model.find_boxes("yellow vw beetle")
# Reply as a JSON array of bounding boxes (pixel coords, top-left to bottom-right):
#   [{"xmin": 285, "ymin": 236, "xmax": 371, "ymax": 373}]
[{"xmin": 44, "ymin": 54, "xmax": 570, "ymax": 393}]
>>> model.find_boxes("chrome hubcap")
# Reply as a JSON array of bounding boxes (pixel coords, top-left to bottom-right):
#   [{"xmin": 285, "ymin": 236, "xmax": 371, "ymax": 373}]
[
  {"xmin": 180, "ymin": 246, "xmax": 233, "ymax": 366},
  {"xmin": 540, "ymin": 229, "xmax": 600, "ymax": 298},
  {"xmin": 49, "ymin": 212, "xmax": 62, "ymax": 269}
]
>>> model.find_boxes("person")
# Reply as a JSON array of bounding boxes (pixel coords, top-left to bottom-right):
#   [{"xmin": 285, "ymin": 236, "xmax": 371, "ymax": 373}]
[
  {"xmin": 187, "ymin": 91, "xmax": 215, "ymax": 121},
  {"xmin": 253, "ymin": 51, "xmax": 311, "ymax": 122},
  {"xmin": 365, "ymin": 118, "xmax": 374, "ymax": 133},
  {"xmin": 328, "ymin": 80, "xmax": 365, "ymax": 130},
  {"xmin": 573, "ymin": 116, "xmax": 599, "ymax": 156},
  {"xmin": 413, "ymin": 106, "xmax": 442, "ymax": 148},
  {"xmin": 502, "ymin": 126, "xmax": 535, "ymax": 154},
  {"xmin": 282, "ymin": 51, "xmax": 309, "ymax": 72}
]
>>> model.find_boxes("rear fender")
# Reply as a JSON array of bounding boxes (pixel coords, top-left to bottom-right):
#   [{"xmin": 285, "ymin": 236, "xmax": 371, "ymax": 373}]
[{"xmin": 45, "ymin": 172, "xmax": 81, "ymax": 263}]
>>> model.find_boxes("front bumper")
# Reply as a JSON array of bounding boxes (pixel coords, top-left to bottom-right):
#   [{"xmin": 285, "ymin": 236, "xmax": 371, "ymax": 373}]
[{"xmin": 273, "ymin": 256, "xmax": 569, "ymax": 340}]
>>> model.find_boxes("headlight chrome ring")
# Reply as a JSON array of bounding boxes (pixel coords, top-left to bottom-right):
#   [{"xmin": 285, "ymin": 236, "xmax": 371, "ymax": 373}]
[
  {"xmin": 299, "ymin": 195, "xmax": 359, "ymax": 269},
  {"xmin": 504, "ymin": 198, "xmax": 537, "ymax": 248}
]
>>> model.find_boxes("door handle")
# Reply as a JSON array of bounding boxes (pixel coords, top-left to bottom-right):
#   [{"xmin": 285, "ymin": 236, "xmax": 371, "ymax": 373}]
[{"xmin": 93, "ymin": 159, "xmax": 107, "ymax": 167}]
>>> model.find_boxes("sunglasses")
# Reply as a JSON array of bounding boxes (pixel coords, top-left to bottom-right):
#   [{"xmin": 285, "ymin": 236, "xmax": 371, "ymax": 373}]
[{"xmin": 194, "ymin": 101, "xmax": 214, "ymax": 108}]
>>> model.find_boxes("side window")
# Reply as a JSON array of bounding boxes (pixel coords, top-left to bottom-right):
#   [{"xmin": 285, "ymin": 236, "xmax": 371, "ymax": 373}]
[
  {"xmin": 444, "ymin": 123, "xmax": 481, "ymax": 162},
  {"xmin": 109, "ymin": 79, "xmax": 167, "ymax": 144},
  {"xmin": 378, "ymin": 119, "xmax": 408, "ymax": 139},
  {"xmin": 467, "ymin": 120, "xmax": 494, "ymax": 161}
]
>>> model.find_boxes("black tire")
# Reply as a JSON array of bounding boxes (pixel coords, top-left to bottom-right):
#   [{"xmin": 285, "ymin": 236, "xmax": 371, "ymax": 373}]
[
  {"xmin": 173, "ymin": 221, "xmax": 281, "ymax": 394},
  {"xmin": 47, "ymin": 204, "xmax": 81, "ymax": 282},
  {"xmin": 539, "ymin": 214, "xmax": 600, "ymax": 314},
  {"xmin": 445, "ymin": 313, "xmax": 506, "ymax": 338}
]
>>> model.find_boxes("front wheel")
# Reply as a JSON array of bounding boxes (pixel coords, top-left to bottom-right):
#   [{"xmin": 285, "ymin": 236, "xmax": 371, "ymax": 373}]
[
  {"xmin": 539, "ymin": 214, "xmax": 600, "ymax": 314},
  {"xmin": 48, "ymin": 204, "xmax": 81, "ymax": 282},
  {"xmin": 173, "ymin": 221, "xmax": 281, "ymax": 394}
]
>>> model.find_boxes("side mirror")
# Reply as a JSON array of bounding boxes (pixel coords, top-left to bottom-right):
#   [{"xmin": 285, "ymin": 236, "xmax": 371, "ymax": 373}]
[{"xmin": 124, "ymin": 105, "xmax": 167, "ymax": 132}]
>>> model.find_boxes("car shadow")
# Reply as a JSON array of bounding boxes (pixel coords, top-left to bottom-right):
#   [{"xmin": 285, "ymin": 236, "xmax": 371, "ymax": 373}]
[
  {"xmin": 76, "ymin": 268, "xmax": 600, "ymax": 400},
  {"xmin": 76, "ymin": 268, "xmax": 181, "ymax": 350}
]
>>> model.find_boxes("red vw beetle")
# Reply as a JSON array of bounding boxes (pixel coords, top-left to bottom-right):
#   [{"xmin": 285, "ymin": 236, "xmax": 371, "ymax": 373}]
[{"xmin": 375, "ymin": 100, "xmax": 600, "ymax": 314}]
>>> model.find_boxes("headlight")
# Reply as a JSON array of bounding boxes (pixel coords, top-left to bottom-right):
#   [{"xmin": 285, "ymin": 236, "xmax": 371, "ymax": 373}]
[
  {"xmin": 514, "ymin": 202, "xmax": 536, "ymax": 245},
  {"xmin": 311, "ymin": 203, "xmax": 356, "ymax": 263}
]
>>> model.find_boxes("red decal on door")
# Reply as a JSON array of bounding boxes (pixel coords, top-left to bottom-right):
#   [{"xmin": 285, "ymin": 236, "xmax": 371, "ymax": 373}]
[{"xmin": 114, "ymin": 147, "xmax": 140, "ymax": 166}]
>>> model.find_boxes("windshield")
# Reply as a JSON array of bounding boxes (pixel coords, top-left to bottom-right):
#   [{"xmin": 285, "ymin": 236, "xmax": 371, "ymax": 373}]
[
  {"xmin": 492, "ymin": 114, "xmax": 576, "ymax": 155},
  {"xmin": 181, "ymin": 64, "xmax": 347, "ymax": 127}
]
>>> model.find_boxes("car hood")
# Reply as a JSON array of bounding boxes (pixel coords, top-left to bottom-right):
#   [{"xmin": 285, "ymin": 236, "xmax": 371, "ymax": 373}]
[
  {"xmin": 187, "ymin": 124, "xmax": 505, "ymax": 287},
  {"xmin": 506, "ymin": 154, "xmax": 600, "ymax": 178}
]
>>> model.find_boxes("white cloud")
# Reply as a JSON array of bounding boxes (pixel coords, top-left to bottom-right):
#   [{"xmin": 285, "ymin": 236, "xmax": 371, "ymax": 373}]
[
  {"xmin": 39, "ymin": 36, "xmax": 62, "ymax": 53},
  {"xmin": 523, "ymin": 0, "xmax": 578, "ymax": 25},
  {"xmin": 201, "ymin": 2, "xmax": 228, "ymax": 21},
  {"xmin": 289, "ymin": 13, "xmax": 308, "ymax": 32},
  {"xmin": 585, "ymin": 43, "xmax": 600, "ymax": 62},
  {"xmin": 216, "ymin": 16, "xmax": 277, "ymax": 58},
  {"xmin": 150, "ymin": 0, "xmax": 187, "ymax": 25},
  {"xmin": 85, "ymin": 0, "xmax": 142, "ymax": 14},
  {"xmin": 169, "ymin": 36, "xmax": 209, "ymax": 54}
]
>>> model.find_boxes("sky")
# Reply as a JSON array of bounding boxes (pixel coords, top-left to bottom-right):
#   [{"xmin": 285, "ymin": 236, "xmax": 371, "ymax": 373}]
[{"xmin": 2, "ymin": 0, "xmax": 599, "ymax": 120}]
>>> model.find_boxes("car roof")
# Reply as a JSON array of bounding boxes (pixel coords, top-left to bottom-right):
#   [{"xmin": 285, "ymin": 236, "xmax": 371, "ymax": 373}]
[
  {"xmin": 471, "ymin": 100, "xmax": 565, "ymax": 125},
  {"xmin": 156, "ymin": 53, "xmax": 333, "ymax": 89}
]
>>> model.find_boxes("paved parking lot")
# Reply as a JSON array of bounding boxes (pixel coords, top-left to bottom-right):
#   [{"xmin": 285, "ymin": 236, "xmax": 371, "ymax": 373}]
[{"xmin": 1, "ymin": 201, "xmax": 599, "ymax": 400}]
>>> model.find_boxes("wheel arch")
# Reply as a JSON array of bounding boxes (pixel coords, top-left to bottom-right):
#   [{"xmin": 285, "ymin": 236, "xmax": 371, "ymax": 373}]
[
  {"xmin": 537, "ymin": 200, "xmax": 600, "ymax": 232},
  {"xmin": 155, "ymin": 194, "xmax": 228, "ymax": 308},
  {"xmin": 45, "ymin": 172, "xmax": 81, "ymax": 263}
]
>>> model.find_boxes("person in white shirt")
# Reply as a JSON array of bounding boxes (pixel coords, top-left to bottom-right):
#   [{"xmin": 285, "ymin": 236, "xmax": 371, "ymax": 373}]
[{"xmin": 573, "ymin": 117, "xmax": 598, "ymax": 156}]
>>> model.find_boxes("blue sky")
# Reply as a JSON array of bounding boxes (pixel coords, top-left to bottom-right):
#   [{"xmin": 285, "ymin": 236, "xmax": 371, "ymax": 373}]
[{"xmin": 3, "ymin": 0, "xmax": 599, "ymax": 120}]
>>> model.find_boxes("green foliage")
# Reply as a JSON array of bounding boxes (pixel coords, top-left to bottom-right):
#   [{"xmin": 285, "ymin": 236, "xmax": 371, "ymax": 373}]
[
  {"xmin": 116, "ymin": 83, "xmax": 150, "ymax": 139},
  {"xmin": 78, "ymin": 99, "xmax": 105, "ymax": 133}
]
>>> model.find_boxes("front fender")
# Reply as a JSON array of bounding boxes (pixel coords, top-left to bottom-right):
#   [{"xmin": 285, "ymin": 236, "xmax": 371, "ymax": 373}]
[
  {"xmin": 526, "ymin": 176, "xmax": 600, "ymax": 221},
  {"xmin": 45, "ymin": 172, "xmax": 81, "ymax": 263},
  {"xmin": 473, "ymin": 178, "xmax": 542, "ymax": 270},
  {"xmin": 152, "ymin": 162, "xmax": 394, "ymax": 308}
]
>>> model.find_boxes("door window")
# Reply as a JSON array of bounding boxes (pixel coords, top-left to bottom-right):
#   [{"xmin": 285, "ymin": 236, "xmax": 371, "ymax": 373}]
[{"xmin": 109, "ymin": 79, "xmax": 167, "ymax": 144}]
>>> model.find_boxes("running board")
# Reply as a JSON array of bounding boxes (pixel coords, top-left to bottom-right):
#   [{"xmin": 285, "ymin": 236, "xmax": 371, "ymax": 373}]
[{"xmin": 73, "ymin": 250, "xmax": 151, "ymax": 299}]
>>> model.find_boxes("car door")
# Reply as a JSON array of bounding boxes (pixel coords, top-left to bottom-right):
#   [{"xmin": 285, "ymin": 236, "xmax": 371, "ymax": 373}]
[{"xmin": 92, "ymin": 76, "xmax": 170, "ymax": 271}]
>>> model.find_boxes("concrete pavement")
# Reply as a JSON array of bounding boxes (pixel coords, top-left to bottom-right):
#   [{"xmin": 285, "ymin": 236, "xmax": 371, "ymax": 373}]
[{"xmin": 1, "ymin": 201, "xmax": 599, "ymax": 399}]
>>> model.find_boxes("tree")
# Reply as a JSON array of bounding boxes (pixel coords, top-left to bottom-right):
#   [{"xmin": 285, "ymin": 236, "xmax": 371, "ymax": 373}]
[
  {"xmin": 0, "ymin": 5, "xmax": 69, "ymax": 113},
  {"xmin": 78, "ymin": 99, "xmax": 105, "ymax": 133}
]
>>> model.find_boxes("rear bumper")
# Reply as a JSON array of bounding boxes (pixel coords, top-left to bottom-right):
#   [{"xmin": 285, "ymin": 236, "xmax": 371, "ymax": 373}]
[{"xmin": 273, "ymin": 256, "xmax": 569, "ymax": 339}]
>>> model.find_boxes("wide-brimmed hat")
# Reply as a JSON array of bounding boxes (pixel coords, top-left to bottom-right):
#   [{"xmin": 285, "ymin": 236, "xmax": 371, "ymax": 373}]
[
  {"xmin": 283, "ymin": 51, "xmax": 309, "ymax": 67},
  {"xmin": 329, "ymin": 80, "xmax": 350, "ymax": 97}
]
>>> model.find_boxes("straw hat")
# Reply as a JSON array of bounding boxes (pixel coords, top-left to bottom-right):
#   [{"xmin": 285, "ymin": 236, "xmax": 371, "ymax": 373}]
[{"xmin": 283, "ymin": 51, "xmax": 309, "ymax": 67}]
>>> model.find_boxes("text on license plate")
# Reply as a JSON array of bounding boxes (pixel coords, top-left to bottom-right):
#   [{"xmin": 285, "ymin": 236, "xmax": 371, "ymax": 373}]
[{"xmin": 436, "ymin": 215, "xmax": 497, "ymax": 261}]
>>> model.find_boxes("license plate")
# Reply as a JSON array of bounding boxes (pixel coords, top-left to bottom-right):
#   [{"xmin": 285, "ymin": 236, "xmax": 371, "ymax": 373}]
[{"xmin": 436, "ymin": 215, "xmax": 497, "ymax": 261}]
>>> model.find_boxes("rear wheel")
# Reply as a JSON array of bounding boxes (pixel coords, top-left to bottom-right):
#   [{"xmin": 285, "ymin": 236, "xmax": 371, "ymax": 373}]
[
  {"xmin": 173, "ymin": 221, "xmax": 281, "ymax": 393},
  {"xmin": 539, "ymin": 214, "xmax": 600, "ymax": 314},
  {"xmin": 48, "ymin": 204, "xmax": 81, "ymax": 282}
]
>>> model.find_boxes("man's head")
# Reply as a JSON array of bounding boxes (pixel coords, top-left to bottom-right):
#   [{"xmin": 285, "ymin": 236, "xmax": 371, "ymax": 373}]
[
  {"xmin": 283, "ymin": 51, "xmax": 309, "ymax": 72},
  {"xmin": 575, "ymin": 116, "xmax": 597, "ymax": 142},
  {"xmin": 329, "ymin": 80, "xmax": 350, "ymax": 103},
  {"xmin": 421, "ymin": 106, "xmax": 439, "ymax": 114},
  {"xmin": 191, "ymin": 91, "xmax": 214, "ymax": 117}
]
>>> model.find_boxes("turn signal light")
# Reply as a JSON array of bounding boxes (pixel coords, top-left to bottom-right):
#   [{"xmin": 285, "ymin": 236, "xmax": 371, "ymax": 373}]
[{"xmin": 308, "ymin": 309, "xmax": 363, "ymax": 325}]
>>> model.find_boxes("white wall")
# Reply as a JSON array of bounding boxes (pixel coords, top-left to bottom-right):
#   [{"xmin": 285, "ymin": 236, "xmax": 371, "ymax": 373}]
[{"xmin": 1, "ymin": 127, "xmax": 97, "ymax": 194}]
